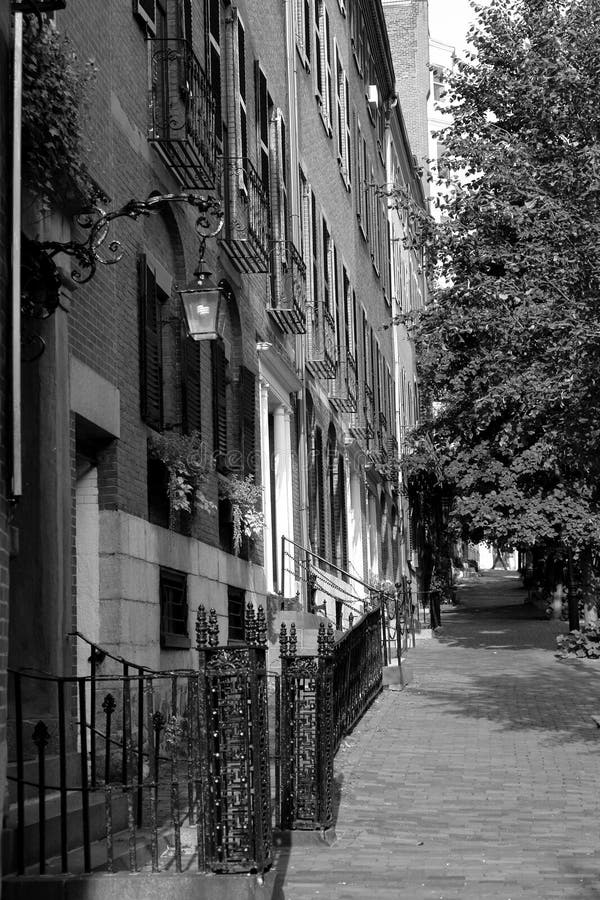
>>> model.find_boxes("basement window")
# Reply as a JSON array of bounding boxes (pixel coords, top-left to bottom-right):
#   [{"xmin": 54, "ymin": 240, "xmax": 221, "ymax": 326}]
[{"xmin": 160, "ymin": 567, "xmax": 191, "ymax": 649}]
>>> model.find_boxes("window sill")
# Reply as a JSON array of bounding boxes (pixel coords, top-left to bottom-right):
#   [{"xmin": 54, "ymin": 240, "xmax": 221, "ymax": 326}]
[{"xmin": 161, "ymin": 633, "xmax": 191, "ymax": 650}]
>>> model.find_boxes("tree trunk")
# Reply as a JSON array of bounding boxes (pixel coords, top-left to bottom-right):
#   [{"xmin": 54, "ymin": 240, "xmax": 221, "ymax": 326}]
[
  {"xmin": 551, "ymin": 582, "xmax": 563, "ymax": 620},
  {"xmin": 567, "ymin": 547, "xmax": 579, "ymax": 632},
  {"xmin": 580, "ymin": 546, "xmax": 597, "ymax": 626}
]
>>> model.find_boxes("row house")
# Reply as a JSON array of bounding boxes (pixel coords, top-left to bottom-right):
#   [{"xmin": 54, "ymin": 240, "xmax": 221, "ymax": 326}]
[{"xmin": 2, "ymin": 0, "xmax": 426, "ymax": 879}]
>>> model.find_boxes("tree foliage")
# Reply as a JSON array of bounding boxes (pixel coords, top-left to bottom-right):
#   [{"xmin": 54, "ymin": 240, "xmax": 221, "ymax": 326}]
[{"xmin": 399, "ymin": 0, "xmax": 600, "ymax": 571}]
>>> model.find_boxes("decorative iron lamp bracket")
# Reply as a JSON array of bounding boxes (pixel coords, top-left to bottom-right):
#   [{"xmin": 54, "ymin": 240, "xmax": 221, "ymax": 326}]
[
  {"xmin": 12, "ymin": 0, "xmax": 66, "ymax": 13},
  {"xmin": 21, "ymin": 191, "xmax": 224, "ymax": 319}
]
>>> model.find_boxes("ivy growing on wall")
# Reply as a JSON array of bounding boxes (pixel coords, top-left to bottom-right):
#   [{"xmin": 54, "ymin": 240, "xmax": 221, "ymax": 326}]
[{"xmin": 21, "ymin": 17, "xmax": 98, "ymax": 211}]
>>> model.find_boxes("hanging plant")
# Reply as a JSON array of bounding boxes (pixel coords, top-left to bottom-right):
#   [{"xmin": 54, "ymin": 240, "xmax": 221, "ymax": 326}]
[
  {"xmin": 148, "ymin": 431, "xmax": 215, "ymax": 528},
  {"xmin": 217, "ymin": 474, "xmax": 265, "ymax": 556},
  {"xmin": 21, "ymin": 17, "xmax": 98, "ymax": 212}
]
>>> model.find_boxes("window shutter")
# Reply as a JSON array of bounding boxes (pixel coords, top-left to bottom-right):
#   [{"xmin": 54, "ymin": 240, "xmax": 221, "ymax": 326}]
[
  {"xmin": 338, "ymin": 456, "xmax": 348, "ymax": 570},
  {"xmin": 308, "ymin": 428, "xmax": 318, "ymax": 551},
  {"xmin": 238, "ymin": 366, "xmax": 256, "ymax": 478},
  {"xmin": 315, "ymin": 428, "xmax": 326, "ymax": 558},
  {"xmin": 211, "ymin": 338, "xmax": 228, "ymax": 466},
  {"xmin": 138, "ymin": 254, "xmax": 163, "ymax": 429},
  {"xmin": 133, "ymin": 0, "xmax": 157, "ymax": 35},
  {"xmin": 181, "ymin": 336, "xmax": 202, "ymax": 435},
  {"xmin": 177, "ymin": 0, "xmax": 192, "ymax": 43}
]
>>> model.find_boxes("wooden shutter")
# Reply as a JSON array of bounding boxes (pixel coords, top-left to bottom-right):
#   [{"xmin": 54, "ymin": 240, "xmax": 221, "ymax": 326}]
[
  {"xmin": 338, "ymin": 456, "xmax": 348, "ymax": 570},
  {"xmin": 181, "ymin": 336, "xmax": 201, "ymax": 435},
  {"xmin": 133, "ymin": 0, "xmax": 157, "ymax": 35},
  {"xmin": 315, "ymin": 428, "xmax": 326, "ymax": 558},
  {"xmin": 238, "ymin": 366, "xmax": 256, "ymax": 478},
  {"xmin": 211, "ymin": 338, "xmax": 228, "ymax": 467},
  {"xmin": 138, "ymin": 254, "xmax": 163, "ymax": 429},
  {"xmin": 308, "ymin": 428, "xmax": 317, "ymax": 551}
]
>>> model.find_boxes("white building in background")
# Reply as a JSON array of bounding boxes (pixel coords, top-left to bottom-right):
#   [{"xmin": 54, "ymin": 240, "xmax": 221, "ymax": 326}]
[{"xmin": 428, "ymin": 38, "xmax": 454, "ymax": 216}]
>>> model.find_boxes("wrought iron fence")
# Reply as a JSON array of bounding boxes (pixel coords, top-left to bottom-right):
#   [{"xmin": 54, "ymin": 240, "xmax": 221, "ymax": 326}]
[
  {"xmin": 6, "ymin": 605, "xmax": 272, "ymax": 879},
  {"xmin": 279, "ymin": 610, "xmax": 383, "ymax": 831},
  {"xmin": 6, "ymin": 596, "xmax": 389, "ymax": 878}
]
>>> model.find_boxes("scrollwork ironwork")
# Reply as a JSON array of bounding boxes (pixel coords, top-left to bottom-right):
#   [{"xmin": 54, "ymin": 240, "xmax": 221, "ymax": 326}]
[{"xmin": 21, "ymin": 192, "xmax": 224, "ymax": 319}]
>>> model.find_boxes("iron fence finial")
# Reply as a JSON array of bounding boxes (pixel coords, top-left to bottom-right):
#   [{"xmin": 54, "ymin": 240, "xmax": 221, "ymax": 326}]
[
  {"xmin": 196, "ymin": 604, "xmax": 208, "ymax": 648},
  {"xmin": 279, "ymin": 622, "xmax": 288, "ymax": 656},
  {"xmin": 289, "ymin": 622, "xmax": 297, "ymax": 657},
  {"xmin": 256, "ymin": 606, "xmax": 267, "ymax": 646},
  {"xmin": 245, "ymin": 602, "xmax": 257, "ymax": 644},
  {"xmin": 208, "ymin": 608, "xmax": 219, "ymax": 646}
]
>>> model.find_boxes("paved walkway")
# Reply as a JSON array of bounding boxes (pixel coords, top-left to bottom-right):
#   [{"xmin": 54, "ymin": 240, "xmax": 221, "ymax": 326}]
[{"xmin": 272, "ymin": 571, "xmax": 600, "ymax": 900}]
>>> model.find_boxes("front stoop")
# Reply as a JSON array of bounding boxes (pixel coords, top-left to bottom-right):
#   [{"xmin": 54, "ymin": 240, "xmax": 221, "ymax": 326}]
[{"xmin": 2, "ymin": 870, "xmax": 277, "ymax": 900}]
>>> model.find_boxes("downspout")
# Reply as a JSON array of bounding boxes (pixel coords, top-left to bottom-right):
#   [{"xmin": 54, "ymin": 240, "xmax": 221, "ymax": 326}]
[
  {"xmin": 283, "ymin": 0, "xmax": 310, "ymax": 604},
  {"xmin": 11, "ymin": 11, "xmax": 23, "ymax": 497}
]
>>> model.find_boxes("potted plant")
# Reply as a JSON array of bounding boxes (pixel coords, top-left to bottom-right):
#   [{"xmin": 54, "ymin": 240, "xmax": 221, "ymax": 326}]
[
  {"xmin": 217, "ymin": 474, "xmax": 265, "ymax": 556},
  {"xmin": 148, "ymin": 431, "xmax": 215, "ymax": 529}
]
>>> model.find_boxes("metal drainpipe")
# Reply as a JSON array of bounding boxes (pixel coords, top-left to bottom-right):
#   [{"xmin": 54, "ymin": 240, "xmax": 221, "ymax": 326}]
[
  {"xmin": 11, "ymin": 11, "xmax": 23, "ymax": 497},
  {"xmin": 283, "ymin": 0, "xmax": 310, "ymax": 604}
]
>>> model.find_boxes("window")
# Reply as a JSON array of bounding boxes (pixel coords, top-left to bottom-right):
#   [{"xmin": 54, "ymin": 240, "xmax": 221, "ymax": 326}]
[
  {"xmin": 311, "ymin": 189, "xmax": 319, "ymax": 310},
  {"xmin": 322, "ymin": 219, "xmax": 333, "ymax": 315},
  {"xmin": 160, "ymin": 567, "xmax": 190, "ymax": 649},
  {"xmin": 335, "ymin": 45, "xmax": 351, "ymax": 186},
  {"xmin": 350, "ymin": 2, "xmax": 364, "ymax": 75},
  {"xmin": 432, "ymin": 66, "xmax": 445, "ymax": 103},
  {"xmin": 238, "ymin": 366, "xmax": 256, "ymax": 478},
  {"xmin": 228, "ymin": 586, "xmax": 246, "ymax": 643},
  {"xmin": 133, "ymin": 0, "xmax": 157, "ymax": 35},
  {"xmin": 300, "ymin": 170, "xmax": 319, "ymax": 309},
  {"xmin": 315, "ymin": 1, "xmax": 332, "ymax": 134},
  {"xmin": 255, "ymin": 63, "xmax": 270, "ymax": 189},
  {"xmin": 181, "ymin": 338, "xmax": 202, "ymax": 435},
  {"xmin": 294, "ymin": 0, "xmax": 312, "ymax": 69},
  {"xmin": 237, "ymin": 16, "xmax": 248, "ymax": 164},
  {"xmin": 138, "ymin": 253, "xmax": 171, "ymax": 430},
  {"xmin": 209, "ymin": 0, "xmax": 222, "ymax": 142},
  {"xmin": 212, "ymin": 337, "xmax": 229, "ymax": 471}
]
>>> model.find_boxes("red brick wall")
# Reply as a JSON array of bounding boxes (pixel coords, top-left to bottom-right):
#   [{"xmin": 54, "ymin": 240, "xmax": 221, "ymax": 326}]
[{"xmin": 383, "ymin": 0, "xmax": 431, "ymax": 172}]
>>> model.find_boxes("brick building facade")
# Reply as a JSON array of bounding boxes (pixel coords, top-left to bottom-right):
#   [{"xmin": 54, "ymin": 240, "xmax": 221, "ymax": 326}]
[{"xmin": 3, "ymin": 0, "xmax": 427, "ymax": 880}]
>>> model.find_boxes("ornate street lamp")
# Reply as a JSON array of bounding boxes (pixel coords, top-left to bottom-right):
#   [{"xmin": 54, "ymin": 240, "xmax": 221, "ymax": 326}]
[
  {"xmin": 21, "ymin": 192, "xmax": 225, "ymax": 338},
  {"xmin": 176, "ymin": 268, "xmax": 224, "ymax": 342}
]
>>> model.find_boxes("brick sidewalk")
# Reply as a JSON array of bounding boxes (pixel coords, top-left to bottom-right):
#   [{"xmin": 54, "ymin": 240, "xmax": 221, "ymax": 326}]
[{"xmin": 272, "ymin": 571, "xmax": 600, "ymax": 899}]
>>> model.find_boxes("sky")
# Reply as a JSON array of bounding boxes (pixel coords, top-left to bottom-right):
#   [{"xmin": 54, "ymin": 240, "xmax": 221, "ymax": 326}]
[{"xmin": 428, "ymin": 0, "xmax": 476, "ymax": 53}]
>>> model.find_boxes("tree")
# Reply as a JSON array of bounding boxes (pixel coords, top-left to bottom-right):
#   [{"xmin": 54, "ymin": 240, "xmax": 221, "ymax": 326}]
[{"xmin": 394, "ymin": 0, "xmax": 600, "ymax": 625}]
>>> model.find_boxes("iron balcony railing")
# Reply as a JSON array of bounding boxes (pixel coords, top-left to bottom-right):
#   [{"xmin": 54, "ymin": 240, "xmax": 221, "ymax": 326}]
[
  {"xmin": 268, "ymin": 239, "xmax": 307, "ymax": 334},
  {"xmin": 220, "ymin": 156, "xmax": 270, "ymax": 273},
  {"xmin": 329, "ymin": 350, "xmax": 357, "ymax": 413},
  {"xmin": 306, "ymin": 302, "xmax": 336, "ymax": 379},
  {"xmin": 148, "ymin": 39, "xmax": 218, "ymax": 190}
]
